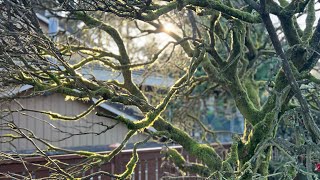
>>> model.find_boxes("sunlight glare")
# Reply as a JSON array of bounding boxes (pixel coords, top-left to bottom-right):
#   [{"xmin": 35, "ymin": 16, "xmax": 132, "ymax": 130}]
[{"xmin": 163, "ymin": 23, "xmax": 175, "ymax": 32}]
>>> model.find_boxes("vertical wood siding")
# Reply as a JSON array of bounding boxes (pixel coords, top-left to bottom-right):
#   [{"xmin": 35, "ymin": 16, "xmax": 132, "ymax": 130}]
[{"xmin": 0, "ymin": 93, "xmax": 147, "ymax": 152}]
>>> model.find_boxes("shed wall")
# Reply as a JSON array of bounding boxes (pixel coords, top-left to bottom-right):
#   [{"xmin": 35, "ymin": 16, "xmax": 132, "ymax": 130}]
[{"xmin": 0, "ymin": 93, "xmax": 146, "ymax": 152}]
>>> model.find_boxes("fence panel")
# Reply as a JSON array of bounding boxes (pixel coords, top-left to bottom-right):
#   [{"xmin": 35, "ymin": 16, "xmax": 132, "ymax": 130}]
[{"xmin": 0, "ymin": 144, "xmax": 231, "ymax": 179}]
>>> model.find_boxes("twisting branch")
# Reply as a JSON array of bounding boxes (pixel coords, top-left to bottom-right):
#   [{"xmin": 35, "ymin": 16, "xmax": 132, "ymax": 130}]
[
  {"xmin": 259, "ymin": 0, "xmax": 320, "ymax": 141},
  {"xmin": 73, "ymin": 11, "xmax": 146, "ymax": 100},
  {"xmin": 20, "ymin": 98, "xmax": 105, "ymax": 121}
]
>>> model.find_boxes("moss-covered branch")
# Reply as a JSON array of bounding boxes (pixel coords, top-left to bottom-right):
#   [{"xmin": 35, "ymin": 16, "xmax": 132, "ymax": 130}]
[
  {"xmin": 164, "ymin": 148, "xmax": 211, "ymax": 176},
  {"xmin": 108, "ymin": 73, "xmax": 188, "ymax": 130},
  {"xmin": 278, "ymin": 15, "xmax": 301, "ymax": 46},
  {"xmin": 118, "ymin": 137, "xmax": 150, "ymax": 179},
  {"xmin": 138, "ymin": 0, "xmax": 261, "ymax": 23},
  {"xmin": 188, "ymin": 0, "xmax": 261, "ymax": 23},
  {"xmin": 302, "ymin": 0, "xmax": 315, "ymax": 41},
  {"xmin": 73, "ymin": 12, "xmax": 146, "ymax": 100},
  {"xmin": 154, "ymin": 118, "xmax": 222, "ymax": 171},
  {"xmin": 260, "ymin": 3, "xmax": 320, "ymax": 141},
  {"xmin": 60, "ymin": 45, "xmax": 121, "ymax": 61}
]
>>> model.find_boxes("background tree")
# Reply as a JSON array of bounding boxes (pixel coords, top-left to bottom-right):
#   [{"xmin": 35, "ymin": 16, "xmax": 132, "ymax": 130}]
[{"xmin": 1, "ymin": 0, "xmax": 320, "ymax": 179}]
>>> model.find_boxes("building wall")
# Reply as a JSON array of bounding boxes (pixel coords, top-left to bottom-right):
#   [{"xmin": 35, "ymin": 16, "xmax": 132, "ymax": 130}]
[{"xmin": 0, "ymin": 93, "xmax": 147, "ymax": 152}]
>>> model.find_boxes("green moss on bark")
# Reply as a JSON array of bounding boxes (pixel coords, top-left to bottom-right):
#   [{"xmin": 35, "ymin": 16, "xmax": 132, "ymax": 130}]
[
  {"xmin": 244, "ymin": 79, "xmax": 261, "ymax": 109},
  {"xmin": 154, "ymin": 118, "xmax": 222, "ymax": 171},
  {"xmin": 239, "ymin": 111, "xmax": 274, "ymax": 166}
]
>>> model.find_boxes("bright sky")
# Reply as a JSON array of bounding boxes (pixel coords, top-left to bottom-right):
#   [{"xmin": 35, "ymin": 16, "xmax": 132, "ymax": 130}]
[{"xmin": 271, "ymin": 1, "xmax": 320, "ymax": 30}]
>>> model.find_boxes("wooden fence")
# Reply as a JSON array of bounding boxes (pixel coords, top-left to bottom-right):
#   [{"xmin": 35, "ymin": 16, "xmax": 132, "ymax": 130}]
[{"xmin": 0, "ymin": 144, "xmax": 231, "ymax": 180}]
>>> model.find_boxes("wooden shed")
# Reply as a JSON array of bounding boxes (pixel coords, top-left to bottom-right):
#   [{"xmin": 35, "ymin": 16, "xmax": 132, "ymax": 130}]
[{"xmin": 0, "ymin": 87, "xmax": 147, "ymax": 153}]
